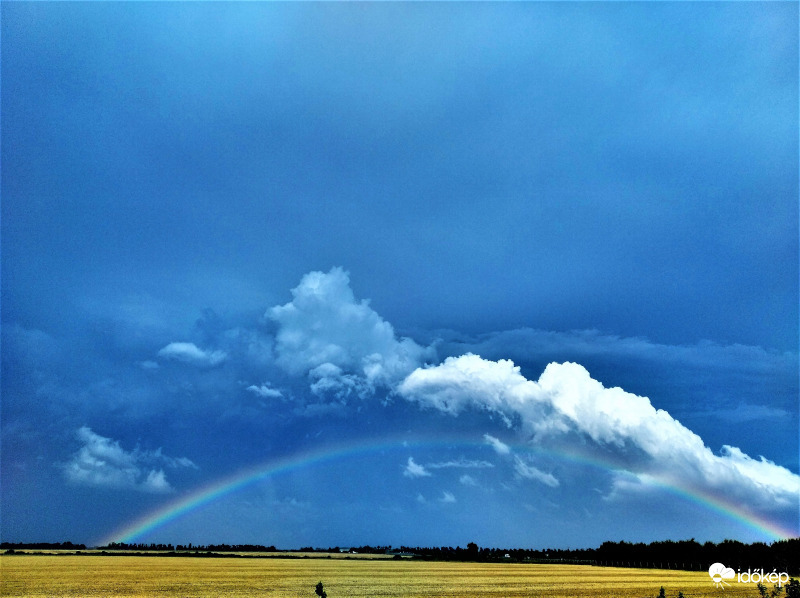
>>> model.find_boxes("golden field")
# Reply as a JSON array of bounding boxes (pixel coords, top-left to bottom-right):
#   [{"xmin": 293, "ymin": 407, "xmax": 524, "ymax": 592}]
[{"xmin": 0, "ymin": 554, "xmax": 761, "ymax": 598}]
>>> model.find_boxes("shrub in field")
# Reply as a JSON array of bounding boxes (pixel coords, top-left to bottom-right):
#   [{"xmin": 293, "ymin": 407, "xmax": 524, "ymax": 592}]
[
  {"xmin": 658, "ymin": 587, "xmax": 666, "ymax": 598},
  {"xmin": 315, "ymin": 581, "xmax": 327, "ymax": 598},
  {"xmin": 786, "ymin": 579, "xmax": 800, "ymax": 598},
  {"xmin": 757, "ymin": 582, "xmax": 784, "ymax": 598}
]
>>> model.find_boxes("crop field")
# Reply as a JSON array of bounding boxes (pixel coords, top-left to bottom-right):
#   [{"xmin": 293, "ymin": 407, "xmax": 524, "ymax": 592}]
[{"xmin": 0, "ymin": 554, "xmax": 762, "ymax": 598}]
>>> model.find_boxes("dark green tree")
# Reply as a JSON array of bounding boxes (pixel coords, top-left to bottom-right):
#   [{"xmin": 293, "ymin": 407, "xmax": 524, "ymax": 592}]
[
  {"xmin": 758, "ymin": 582, "xmax": 784, "ymax": 598},
  {"xmin": 315, "ymin": 581, "xmax": 327, "ymax": 598}
]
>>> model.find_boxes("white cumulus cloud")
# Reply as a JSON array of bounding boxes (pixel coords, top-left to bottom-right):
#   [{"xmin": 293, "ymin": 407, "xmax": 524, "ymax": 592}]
[
  {"xmin": 62, "ymin": 427, "xmax": 195, "ymax": 493},
  {"xmin": 141, "ymin": 469, "xmax": 172, "ymax": 493},
  {"xmin": 439, "ymin": 491, "xmax": 456, "ymax": 504},
  {"xmin": 246, "ymin": 383, "xmax": 283, "ymax": 399},
  {"xmin": 403, "ymin": 457, "xmax": 432, "ymax": 478},
  {"xmin": 513, "ymin": 456, "xmax": 559, "ymax": 488},
  {"xmin": 308, "ymin": 362, "xmax": 372, "ymax": 400},
  {"xmin": 157, "ymin": 342, "xmax": 227, "ymax": 367},
  {"xmin": 484, "ymin": 434, "xmax": 511, "ymax": 455},
  {"xmin": 398, "ymin": 354, "xmax": 800, "ymax": 511}
]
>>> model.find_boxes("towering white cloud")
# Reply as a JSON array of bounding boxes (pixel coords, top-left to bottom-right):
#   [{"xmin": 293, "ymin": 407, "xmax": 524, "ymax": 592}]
[
  {"xmin": 399, "ymin": 354, "xmax": 800, "ymax": 511},
  {"xmin": 268, "ymin": 268, "xmax": 434, "ymax": 392},
  {"xmin": 260, "ymin": 270, "xmax": 798, "ymax": 516}
]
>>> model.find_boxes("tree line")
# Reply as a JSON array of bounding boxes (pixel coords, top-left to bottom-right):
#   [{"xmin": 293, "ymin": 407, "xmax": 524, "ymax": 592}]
[
  {"xmin": 100, "ymin": 542, "xmax": 277, "ymax": 552},
  {"xmin": 5, "ymin": 537, "xmax": 797, "ymax": 574},
  {"xmin": 1, "ymin": 541, "xmax": 87, "ymax": 550},
  {"xmin": 398, "ymin": 538, "xmax": 799, "ymax": 574}
]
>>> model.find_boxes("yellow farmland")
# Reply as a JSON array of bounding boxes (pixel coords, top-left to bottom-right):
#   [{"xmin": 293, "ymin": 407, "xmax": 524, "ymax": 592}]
[{"xmin": 0, "ymin": 554, "xmax": 760, "ymax": 598}]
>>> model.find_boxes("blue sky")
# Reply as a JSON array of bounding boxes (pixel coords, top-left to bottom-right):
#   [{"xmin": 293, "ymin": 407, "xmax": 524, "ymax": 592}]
[{"xmin": 2, "ymin": 2, "xmax": 798, "ymax": 549}]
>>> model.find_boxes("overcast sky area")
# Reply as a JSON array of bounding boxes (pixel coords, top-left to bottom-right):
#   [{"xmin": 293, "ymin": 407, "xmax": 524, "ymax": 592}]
[{"xmin": 2, "ymin": 2, "xmax": 798, "ymax": 549}]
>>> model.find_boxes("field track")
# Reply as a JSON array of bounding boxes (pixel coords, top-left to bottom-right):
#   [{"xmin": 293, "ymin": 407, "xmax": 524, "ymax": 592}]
[{"xmin": 0, "ymin": 555, "xmax": 761, "ymax": 598}]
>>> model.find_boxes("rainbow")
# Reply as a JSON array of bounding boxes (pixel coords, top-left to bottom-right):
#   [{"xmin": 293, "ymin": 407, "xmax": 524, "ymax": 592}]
[{"xmin": 97, "ymin": 437, "xmax": 798, "ymax": 547}]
